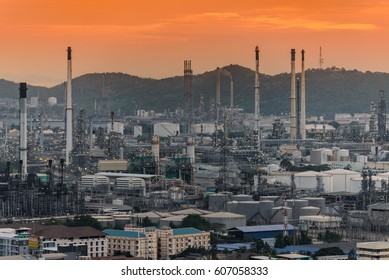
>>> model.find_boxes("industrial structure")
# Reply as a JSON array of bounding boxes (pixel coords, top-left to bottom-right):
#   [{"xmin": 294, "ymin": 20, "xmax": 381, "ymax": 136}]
[{"xmin": 3, "ymin": 45, "xmax": 389, "ymax": 261}]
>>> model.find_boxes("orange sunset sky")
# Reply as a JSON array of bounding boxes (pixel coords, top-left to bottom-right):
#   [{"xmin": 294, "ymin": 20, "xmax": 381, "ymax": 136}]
[{"xmin": 0, "ymin": 0, "xmax": 388, "ymax": 86}]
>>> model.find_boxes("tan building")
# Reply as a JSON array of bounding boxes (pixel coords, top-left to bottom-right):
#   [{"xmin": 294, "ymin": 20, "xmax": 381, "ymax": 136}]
[
  {"xmin": 104, "ymin": 227, "xmax": 157, "ymax": 259},
  {"xmin": 157, "ymin": 227, "xmax": 210, "ymax": 260},
  {"xmin": 104, "ymin": 227, "xmax": 210, "ymax": 260},
  {"xmin": 357, "ymin": 242, "xmax": 389, "ymax": 260}
]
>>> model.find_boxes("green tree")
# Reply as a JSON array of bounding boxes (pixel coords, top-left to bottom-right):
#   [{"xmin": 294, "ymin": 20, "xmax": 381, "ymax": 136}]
[
  {"xmin": 297, "ymin": 231, "xmax": 312, "ymax": 245},
  {"xmin": 140, "ymin": 216, "xmax": 156, "ymax": 227},
  {"xmin": 313, "ymin": 247, "xmax": 344, "ymax": 259},
  {"xmin": 64, "ymin": 214, "xmax": 103, "ymax": 230},
  {"xmin": 181, "ymin": 214, "xmax": 211, "ymax": 231},
  {"xmin": 317, "ymin": 230, "xmax": 342, "ymax": 243},
  {"xmin": 274, "ymin": 234, "xmax": 292, "ymax": 248}
]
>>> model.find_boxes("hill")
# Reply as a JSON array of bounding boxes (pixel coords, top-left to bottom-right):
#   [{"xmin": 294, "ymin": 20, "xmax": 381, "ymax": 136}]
[{"xmin": 1, "ymin": 66, "xmax": 389, "ymax": 117}]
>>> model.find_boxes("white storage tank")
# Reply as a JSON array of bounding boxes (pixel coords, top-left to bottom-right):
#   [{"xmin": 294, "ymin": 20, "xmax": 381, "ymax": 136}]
[
  {"xmin": 153, "ymin": 122, "xmax": 180, "ymax": 137},
  {"xmin": 271, "ymin": 206, "xmax": 292, "ymax": 224},
  {"xmin": 116, "ymin": 177, "xmax": 146, "ymax": 189},
  {"xmin": 81, "ymin": 175, "xmax": 110, "ymax": 193},
  {"xmin": 267, "ymin": 164, "xmax": 280, "ymax": 174},
  {"xmin": 294, "ymin": 171, "xmax": 332, "ymax": 190},
  {"xmin": 286, "ymin": 199, "xmax": 309, "ymax": 220},
  {"xmin": 260, "ymin": 196, "xmax": 283, "ymax": 206},
  {"xmin": 202, "ymin": 212, "xmax": 246, "ymax": 230},
  {"xmin": 226, "ymin": 201, "xmax": 239, "ymax": 213},
  {"xmin": 323, "ymin": 169, "xmax": 360, "ymax": 192},
  {"xmin": 356, "ymin": 155, "xmax": 368, "ymax": 164},
  {"xmin": 350, "ymin": 176, "xmax": 384, "ymax": 193},
  {"xmin": 299, "ymin": 206, "xmax": 321, "ymax": 217},
  {"xmin": 134, "ymin": 125, "xmax": 143, "ymax": 137},
  {"xmin": 231, "ymin": 201, "xmax": 274, "ymax": 224},
  {"xmin": 208, "ymin": 193, "xmax": 233, "ymax": 212},
  {"xmin": 305, "ymin": 197, "xmax": 326, "ymax": 209},
  {"xmin": 48, "ymin": 97, "xmax": 57, "ymax": 106},
  {"xmin": 337, "ymin": 149, "xmax": 349, "ymax": 161},
  {"xmin": 231, "ymin": 194, "xmax": 253, "ymax": 202}
]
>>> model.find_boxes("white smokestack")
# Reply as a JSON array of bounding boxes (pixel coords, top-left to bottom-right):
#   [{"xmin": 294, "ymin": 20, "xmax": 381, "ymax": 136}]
[
  {"xmin": 290, "ymin": 49, "xmax": 297, "ymax": 139},
  {"xmin": 19, "ymin": 83, "xmax": 28, "ymax": 178},
  {"xmin": 254, "ymin": 46, "xmax": 260, "ymax": 151},
  {"xmin": 187, "ymin": 137, "xmax": 195, "ymax": 164},
  {"xmin": 301, "ymin": 50, "xmax": 306, "ymax": 140},
  {"xmin": 151, "ymin": 135, "xmax": 160, "ymax": 162},
  {"xmin": 222, "ymin": 69, "xmax": 234, "ymax": 108},
  {"xmin": 65, "ymin": 47, "xmax": 73, "ymax": 164}
]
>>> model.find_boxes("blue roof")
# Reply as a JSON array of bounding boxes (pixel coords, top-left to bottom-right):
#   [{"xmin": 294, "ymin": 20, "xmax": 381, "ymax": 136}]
[
  {"xmin": 173, "ymin": 228, "xmax": 203, "ymax": 236},
  {"xmin": 229, "ymin": 224, "xmax": 295, "ymax": 233},
  {"xmin": 103, "ymin": 229, "xmax": 145, "ymax": 238},
  {"xmin": 217, "ymin": 242, "xmax": 253, "ymax": 252}
]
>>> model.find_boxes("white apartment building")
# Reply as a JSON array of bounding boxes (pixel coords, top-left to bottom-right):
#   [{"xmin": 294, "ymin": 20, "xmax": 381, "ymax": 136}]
[
  {"xmin": 35, "ymin": 225, "xmax": 107, "ymax": 258},
  {"xmin": 0, "ymin": 227, "xmax": 30, "ymax": 256}
]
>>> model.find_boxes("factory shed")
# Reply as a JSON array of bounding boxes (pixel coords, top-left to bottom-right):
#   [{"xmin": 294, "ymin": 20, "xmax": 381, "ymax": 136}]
[{"xmin": 227, "ymin": 224, "xmax": 295, "ymax": 240}]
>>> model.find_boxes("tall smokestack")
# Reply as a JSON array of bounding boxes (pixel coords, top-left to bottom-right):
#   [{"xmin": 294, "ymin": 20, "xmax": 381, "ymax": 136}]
[
  {"xmin": 230, "ymin": 79, "xmax": 233, "ymax": 108},
  {"xmin": 19, "ymin": 82, "xmax": 28, "ymax": 179},
  {"xmin": 301, "ymin": 50, "xmax": 306, "ymax": 140},
  {"xmin": 65, "ymin": 47, "xmax": 73, "ymax": 164},
  {"xmin": 216, "ymin": 67, "xmax": 221, "ymax": 106},
  {"xmin": 254, "ymin": 46, "xmax": 260, "ymax": 151},
  {"xmin": 290, "ymin": 49, "xmax": 297, "ymax": 139},
  {"xmin": 111, "ymin": 111, "xmax": 115, "ymax": 131}
]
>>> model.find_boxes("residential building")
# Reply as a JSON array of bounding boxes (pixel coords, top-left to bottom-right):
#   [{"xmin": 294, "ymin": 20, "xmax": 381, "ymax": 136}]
[
  {"xmin": 0, "ymin": 227, "xmax": 30, "ymax": 256},
  {"xmin": 157, "ymin": 227, "xmax": 210, "ymax": 260},
  {"xmin": 104, "ymin": 227, "xmax": 157, "ymax": 259},
  {"xmin": 34, "ymin": 225, "xmax": 107, "ymax": 258},
  {"xmin": 104, "ymin": 227, "xmax": 210, "ymax": 260}
]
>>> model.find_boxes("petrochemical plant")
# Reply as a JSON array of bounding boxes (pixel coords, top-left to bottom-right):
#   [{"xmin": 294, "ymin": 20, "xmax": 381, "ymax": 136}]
[{"xmin": 2, "ymin": 45, "xmax": 389, "ymax": 255}]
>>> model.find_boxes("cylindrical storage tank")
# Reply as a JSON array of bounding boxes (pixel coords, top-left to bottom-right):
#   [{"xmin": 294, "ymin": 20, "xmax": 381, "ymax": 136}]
[
  {"xmin": 271, "ymin": 206, "xmax": 292, "ymax": 224},
  {"xmin": 226, "ymin": 201, "xmax": 239, "ymax": 213},
  {"xmin": 337, "ymin": 149, "xmax": 349, "ymax": 161},
  {"xmin": 48, "ymin": 97, "xmax": 57, "ymax": 106},
  {"xmin": 208, "ymin": 193, "xmax": 232, "ymax": 212},
  {"xmin": 151, "ymin": 135, "xmax": 160, "ymax": 162},
  {"xmin": 310, "ymin": 149, "xmax": 322, "ymax": 165},
  {"xmin": 322, "ymin": 149, "xmax": 333, "ymax": 163},
  {"xmin": 286, "ymin": 199, "xmax": 309, "ymax": 220},
  {"xmin": 332, "ymin": 147, "xmax": 340, "ymax": 161},
  {"xmin": 267, "ymin": 164, "xmax": 280, "ymax": 174},
  {"xmin": 260, "ymin": 196, "xmax": 283, "ymax": 206},
  {"xmin": 357, "ymin": 155, "xmax": 368, "ymax": 164},
  {"xmin": 256, "ymin": 200, "xmax": 274, "ymax": 224},
  {"xmin": 305, "ymin": 197, "xmax": 326, "ymax": 209},
  {"xmin": 113, "ymin": 214, "xmax": 132, "ymax": 229},
  {"xmin": 94, "ymin": 215, "xmax": 115, "ymax": 228},
  {"xmin": 116, "ymin": 177, "xmax": 146, "ymax": 189},
  {"xmin": 203, "ymin": 212, "xmax": 246, "ymax": 230},
  {"xmin": 299, "ymin": 206, "xmax": 321, "ymax": 217},
  {"xmin": 231, "ymin": 194, "xmax": 253, "ymax": 202}
]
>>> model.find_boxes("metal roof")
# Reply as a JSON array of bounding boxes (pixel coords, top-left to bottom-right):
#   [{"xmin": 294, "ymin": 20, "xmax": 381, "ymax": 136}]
[
  {"xmin": 103, "ymin": 229, "xmax": 145, "ymax": 238},
  {"xmin": 172, "ymin": 228, "xmax": 203, "ymax": 236},
  {"xmin": 228, "ymin": 224, "xmax": 295, "ymax": 233},
  {"xmin": 96, "ymin": 172, "xmax": 157, "ymax": 179}
]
